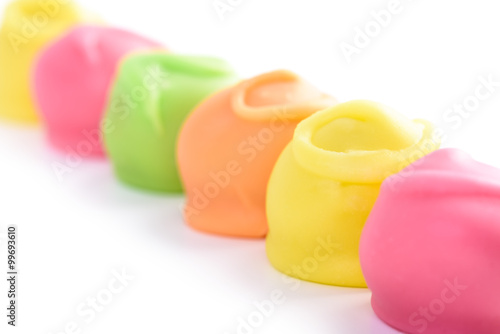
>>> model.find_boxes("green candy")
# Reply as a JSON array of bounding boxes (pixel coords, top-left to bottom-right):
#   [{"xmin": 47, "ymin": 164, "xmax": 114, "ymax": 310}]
[{"xmin": 103, "ymin": 52, "xmax": 238, "ymax": 192}]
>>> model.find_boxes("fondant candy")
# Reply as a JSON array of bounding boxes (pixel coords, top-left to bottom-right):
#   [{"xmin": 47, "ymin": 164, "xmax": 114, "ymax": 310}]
[
  {"xmin": 266, "ymin": 100, "xmax": 439, "ymax": 287},
  {"xmin": 33, "ymin": 25, "xmax": 162, "ymax": 156},
  {"xmin": 0, "ymin": 0, "xmax": 98, "ymax": 123},
  {"xmin": 360, "ymin": 148, "xmax": 500, "ymax": 334},
  {"xmin": 177, "ymin": 70, "xmax": 336, "ymax": 237},
  {"xmin": 104, "ymin": 52, "xmax": 238, "ymax": 192}
]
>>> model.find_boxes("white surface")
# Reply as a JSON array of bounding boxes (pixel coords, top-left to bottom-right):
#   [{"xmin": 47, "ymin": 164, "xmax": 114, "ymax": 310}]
[{"xmin": 1, "ymin": 0, "xmax": 500, "ymax": 333}]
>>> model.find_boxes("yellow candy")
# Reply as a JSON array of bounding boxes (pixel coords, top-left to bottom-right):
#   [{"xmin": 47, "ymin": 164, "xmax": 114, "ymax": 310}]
[
  {"xmin": 0, "ymin": 0, "xmax": 98, "ymax": 123},
  {"xmin": 265, "ymin": 100, "xmax": 439, "ymax": 287}
]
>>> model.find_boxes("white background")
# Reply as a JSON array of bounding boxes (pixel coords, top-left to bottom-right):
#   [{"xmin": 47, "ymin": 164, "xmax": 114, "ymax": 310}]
[{"xmin": 1, "ymin": 0, "xmax": 500, "ymax": 333}]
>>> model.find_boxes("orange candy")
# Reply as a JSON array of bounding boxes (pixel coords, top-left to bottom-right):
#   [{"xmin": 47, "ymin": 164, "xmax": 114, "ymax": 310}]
[{"xmin": 177, "ymin": 70, "xmax": 337, "ymax": 238}]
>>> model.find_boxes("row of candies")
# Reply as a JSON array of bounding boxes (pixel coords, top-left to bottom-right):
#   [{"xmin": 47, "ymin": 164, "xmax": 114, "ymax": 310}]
[{"xmin": 1, "ymin": 1, "xmax": 500, "ymax": 333}]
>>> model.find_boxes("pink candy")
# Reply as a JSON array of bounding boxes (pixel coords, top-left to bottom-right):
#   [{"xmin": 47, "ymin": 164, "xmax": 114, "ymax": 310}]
[
  {"xmin": 360, "ymin": 148, "xmax": 500, "ymax": 334},
  {"xmin": 33, "ymin": 25, "xmax": 162, "ymax": 157}
]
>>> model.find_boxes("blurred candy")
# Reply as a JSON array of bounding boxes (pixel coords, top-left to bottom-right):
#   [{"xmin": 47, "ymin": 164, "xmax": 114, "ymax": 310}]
[
  {"xmin": 33, "ymin": 25, "xmax": 162, "ymax": 156},
  {"xmin": 104, "ymin": 52, "xmax": 238, "ymax": 192},
  {"xmin": 177, "ymin": 70, "xmax": 336, "ymax": 238},
  {"xmin": 266, "ymin": 100, "xmax": 438, "ymax": 287},
  {"xmin": 0, "ymin": 0, "xmax": 99, "ymax": 123},
  {"xmin": 360, "ymin": 148, "xmax": 500, "ymax": 334}
]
